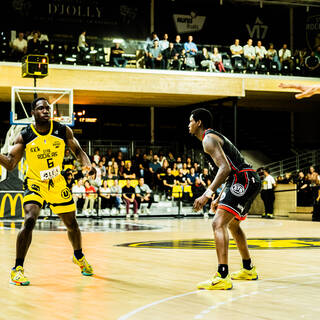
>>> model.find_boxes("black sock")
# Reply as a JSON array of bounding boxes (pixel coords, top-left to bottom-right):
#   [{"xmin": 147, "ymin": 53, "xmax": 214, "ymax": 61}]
[
  {"xmin": 74, "ymin": 249, "xmax": 84, "ymax": 260},
  {"xmin": 218, "ymin": 264, "xmax": 229, "ymax": 278},
  {"xmin": 15, "ymin": 258, "xmax": 24, "ymax": 268},
  {"xmin": 243, "ymin": 258, "xmax": 252, "ymax": 270}
]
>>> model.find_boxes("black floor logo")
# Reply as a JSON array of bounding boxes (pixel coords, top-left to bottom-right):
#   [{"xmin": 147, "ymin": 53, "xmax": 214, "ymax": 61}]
[{"xmin": 117, "ymin": 238, "xmax": 320, "ymax": 250}]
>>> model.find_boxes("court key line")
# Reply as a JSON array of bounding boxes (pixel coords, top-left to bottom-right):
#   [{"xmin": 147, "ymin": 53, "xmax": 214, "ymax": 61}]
[{"xmin": 118, "ymin": 272, "xmax": 320, "ymax": 320}]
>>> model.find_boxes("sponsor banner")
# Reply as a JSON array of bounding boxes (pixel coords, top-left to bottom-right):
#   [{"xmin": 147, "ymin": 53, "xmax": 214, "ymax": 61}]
[
  {"xmin": 0, "ymin": 193, "xmax": 24, "ymax": 218},
  {"xmin": 306, "ymin": 15, "xmax": 320, "ymax": 50},
  {"xmin": 173, "ymin": 12, "xmax": 206, "ymax": 34}
]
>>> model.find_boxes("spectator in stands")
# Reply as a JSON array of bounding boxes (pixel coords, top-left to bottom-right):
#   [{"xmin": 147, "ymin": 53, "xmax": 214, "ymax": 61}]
[
  {"xmin": 159, "ymin": 33, "xmax": 169, "ymax": 52},
  {"xmin": 11, "ymin": 32, "xmax": 27, "ymax": 61},
  {"xmin": 173, "ymin": 34, "xmax": 184, "ymax": 55},
  {"xmin": 184, "ymin": 35, "xmax": 198, "ymax": 57},
  {"xmin": 230, "ymin": 38, "xmax": 244, "ymax": 67},
  {"xmin": 192, "ymin": 177, "xmax": 209, "ymax": 214},
  {"xmin": 63, "ymin": 148, "xmax": 74, "ymax": 167},
  {"xmin": 255, "ymin": 40, "xmax": 267, "ymax": 67},
  {"xmin": 266, "ymin": 43, "xmax": 281, "ymax": 72},
  {"xmin": 36, "ymin": 30, "xmax": 49, "ymax": 43},
  {"xmin": 296, "ymin": 171, "xmax": 310, "ymax": 206},
  {"xmin": 175, "ymin": 168, "xmax": 188, "ymax": 187},
  {"xmin": 122, "ymin": 179, "xmax": 138, "ymax": 219},
  {"xmin": 171, "ymin": 162, "xmax": 179, "ymax": 177},
  {"xmin": 72, "ymin": 178, "xmax": 85, "ymax": 213},
  {"xmin": 162, "ymin": 42, "xmax": 179, "ymax": 70},
  {"xmin": 144, "ymin": 32, "xmax": 159, "ymax": 53},
  {"xmin": 99, "ymin": 180, "xmax": 111, "ymax": 213},
  {"xmin": 304, "ymin": 51, "xmax": 320, "ymax": 77},
  {"xmin": 261, "ymin": 168, "xmax": 276, "ymax": 219},
  {"xmin": 281, "ymin": 172, "xmax": 293, "ymax": 184},
  {"xmin": 123, "ymin": 161, "xmax": 136, "ymax": 179},
  {"xmin": 186, "ymin": 167, "xmax": 198, "ymax": 185},
  {"xmin": 135, "ymin": 177, "xmax": 153, "ymax": 214},
  {"xmin": 243, "ymin": 38, "xmax": 256, "ymax": 68},
  {"xmin": 65, "ymin": 171, "xmax": 75, "ymax": 190},
  {"xmin": 181, "ymin": 162, "xmax": 189, "ymax": 176},
  {"xmin": 108, "ymin": 161, "xmax": 119, "ymax": 179},
  {"xmin": 279, "ymin": 43, "xmax": 293, "ymax": 73},
  {"xmin": 157, "ymin": 159, "xmax": 170, "ymax": 196},
  {"xmin": 163, "ymin": 167, "xmax": 175, "ymax": 200},
  {"xmin": 178, "ymin": 48, "xmax": 187, "ymax": 70},
  {"xmin": 148, "ymin": 40, "xmax": 163, "ymax": 69},
  {"xmin": 212, "ymin": 47, "xmax": 226, "ymax": 72},
  {"xmin": 132, "ymin": 148, "xmax": 143, "ymax": 170},
  {"xmin": 200, "ymin": 167, "xmax": 210, "ymax": 186},
  {"xmin": 27, "ymin": 31, "xmax": 41, "ymax": 54},
  {"xmin": 110, "ymin": 179, "xmax": 122, "ymax": 214},
  {"xmin": 186, "ymin": 156, "xmax": 193, "ymax": 170},
  {"xmin": 83, "ymin": 180, "xmax": 97, "ymax": 215},
  {"xmin": 78, "ymin": 30, "xmax": 88, "ymax": 63},
  {"xmin": 167, "ymin": 151, "xmax": 176, "ymax": 167},
  {"xmin": 198, "ymin": 47, "xmax": 218, "ymax": 72},
  {"xmin": 88, "ymin": 167, "xmax": 101, "ymax": 190},
  {"xmin": 176, "ymin": 156, "xmax": 183, "ymax": 169},
  {"xmin": 149, "ymin": 155, "xmax": 161, "ymax": 190},
  {"xmin": 110, "ymin": 42, "xmax": 127, "ymax": 68},
  {"xmin": 307, "ymin": 166, "xmax": 319, "ymax": 186},
  {"xmin": 116, "ymin": 151, "xmax": 124, "ymax": 165},
  {"xmin": 98, "ymin": 160, "xmax": 107, "ymax": 180},
  {"xmin": 93, "ymin": 149, "xmax": 101, "ymax": 164}
]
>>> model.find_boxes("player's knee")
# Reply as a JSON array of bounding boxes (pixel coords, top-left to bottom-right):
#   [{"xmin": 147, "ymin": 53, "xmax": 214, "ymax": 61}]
[
  {"xmin": 212, "ymin": 219, "xmax": 223, "ymax": 231},
  {"xmin": 65, "ymin": 218, "xmax": 79, "ymax": 231},
  {"xmin": 24, "ymin": 215, "xmax": 37, "ymax": 231}
]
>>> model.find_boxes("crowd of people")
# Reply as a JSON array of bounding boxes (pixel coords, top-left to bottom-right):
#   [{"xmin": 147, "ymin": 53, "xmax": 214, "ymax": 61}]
[
  {"xmin": 62, "ymin": 148, "xmax": 216, "ymax": 219},
  {"xmin": 3, "ymin": 29, "xmax": 320, "ymax": 76}
]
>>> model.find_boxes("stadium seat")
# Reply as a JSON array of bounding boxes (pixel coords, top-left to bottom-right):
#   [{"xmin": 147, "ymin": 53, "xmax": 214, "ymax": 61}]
[
  {"xmin": 53, "ymin": 44, "xmax": 66, "ymax": 64},
  {"xmin": 269, "ymin": 61, "xmax": 279, "ymax": 74},
  {"xmin": 257, "ymin": 61, "xmax": 268, "ymax": 74},
  {"xmin": 172, "ymin": 185, "xmax": 183, "ymax": 199},
  {"xmin": 246, "ymin": 60, "xmax": 256, "ymax": 74},
  {"xmin": 95, "ymin": 46, "xmax": 106, "ymax": 66}
]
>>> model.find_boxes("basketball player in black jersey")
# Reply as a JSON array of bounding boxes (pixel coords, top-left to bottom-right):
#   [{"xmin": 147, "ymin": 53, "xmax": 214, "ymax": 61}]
[{"xmin": 189, "ymin": 108, "xmax": 261, "ymax": 290}]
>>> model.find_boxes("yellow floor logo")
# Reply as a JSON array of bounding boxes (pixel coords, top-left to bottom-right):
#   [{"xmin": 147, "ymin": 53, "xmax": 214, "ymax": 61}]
[{"xmin": 117, "ymin": 238, "xmax": 320, "ymax": 249}]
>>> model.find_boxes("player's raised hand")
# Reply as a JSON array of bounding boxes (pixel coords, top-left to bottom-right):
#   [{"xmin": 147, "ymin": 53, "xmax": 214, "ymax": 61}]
[{"xmin": 279, "ymin": 83, "xmax": 320, "ymax": 99}]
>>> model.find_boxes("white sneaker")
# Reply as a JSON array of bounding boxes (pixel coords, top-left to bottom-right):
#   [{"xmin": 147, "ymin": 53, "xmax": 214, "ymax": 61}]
[
  {"xmin": 133, "ymin": 214, "xmax": 139, "ymax": 220},
  {"xmin": 126, "ymin": 214, "xmax": 130, "ymax": 219},
  {"xmin": 145, "ymin": 208, "xmax": 151, "ymax": 214}
]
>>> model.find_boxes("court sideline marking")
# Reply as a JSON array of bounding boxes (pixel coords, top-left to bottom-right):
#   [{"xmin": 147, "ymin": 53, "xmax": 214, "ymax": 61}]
[{"xmin": 118, "ymin": 272, "xmax": 320, "ymax": 320}]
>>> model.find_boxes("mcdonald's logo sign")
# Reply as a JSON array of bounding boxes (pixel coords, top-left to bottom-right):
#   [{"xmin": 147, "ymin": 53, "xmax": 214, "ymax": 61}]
[{"xmin": 0, "ymin": 193, "xmax": 24, "ymax": 218}]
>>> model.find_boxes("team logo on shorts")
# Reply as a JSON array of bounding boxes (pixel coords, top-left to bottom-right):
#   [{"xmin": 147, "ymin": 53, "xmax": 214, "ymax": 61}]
[
  {"xmin": 61, "ymin": 188, "xmax": 71, "ymax": 199},
  {"xmin": 230, "ymin": 183, "xmax": 245, "ymax": 197}
]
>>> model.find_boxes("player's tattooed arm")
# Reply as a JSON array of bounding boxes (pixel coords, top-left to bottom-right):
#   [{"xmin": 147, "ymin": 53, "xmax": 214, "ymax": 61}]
[
  {"xmin": 65, "ymin": 126, "xmax": 96, "ymax": 175},
  {"xmin": 193, "ymin": 135, "xmax": 231, "ymax": 212},
  {"xmin": 0, "ymin": 135, "xmax": 25, "ymax": 171},
  {"xmin": 279, "ymin": 83, "xmax": 320, "ymax": 99}
]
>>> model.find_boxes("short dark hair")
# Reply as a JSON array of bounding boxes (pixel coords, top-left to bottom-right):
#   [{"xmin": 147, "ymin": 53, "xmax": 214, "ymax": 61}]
[
  {"xmin": 31, "ymin": 97, "xmax": 47, "ymax": 110},
  {"xmin": 190, "ymin": 108, "xmax": 213, "ymax": 129}
]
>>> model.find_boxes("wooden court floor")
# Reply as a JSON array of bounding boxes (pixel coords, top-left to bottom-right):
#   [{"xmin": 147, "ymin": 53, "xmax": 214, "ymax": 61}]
[{"xmin": 0, "ymin": 217, "xmax": 320, "ymax": 320}]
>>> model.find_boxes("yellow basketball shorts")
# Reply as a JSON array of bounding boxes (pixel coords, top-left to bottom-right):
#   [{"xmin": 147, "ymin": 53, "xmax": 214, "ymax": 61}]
[{"xmin": 23, "ymin": 175, "xmax": 76, "ymax": 214}]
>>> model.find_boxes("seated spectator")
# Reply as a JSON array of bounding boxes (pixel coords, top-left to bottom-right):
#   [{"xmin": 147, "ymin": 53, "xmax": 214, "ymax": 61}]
[
  {"xmin": 266, "ymin": 43, "xmax": 281, "ymax": 72},
  {"xmin": 131, "ymin": 148, "xmax": 143, "ymax": 170},
  {"xmin": 108, "ymin": 161, "xmax": 119, "ymax": 179},
  {"xmin": 212, "ymin": 47, "xmax": 226, "ymax": 72},
  {"xmin": 83, "ymin": 180, "xmax": 97, "ymax": 215},
  {"xmin": 181, "ymin": 163, "xmax": 189, "ymax": 176},
  {"xmin": 184, "ymin": 35, "xmax": 198, "ymax": 57},
  {"xmin": 192, "ymin": 177, "xmax": 210, "ymax": 214},
  {"xmin": 167, "ymin": 151, "xmax": 176, "ymax": 166},
  {"xmin": 175, "ymin": 168, "xmax": 188, "ymax": 187},
  {"xmin": 296, "ymin": 171, "xmax": 311, "ymax": 206},
  {"xmin": 63, "ymin": 148, "xmax": 74, "ymax": 167},
  {"xmin": 122, "ymin": 179, "xmax": 138, "ymax": 219},
  {"xmin": 200, "ymin": 167, "xmax": 210, "ymax": 186},
  {"xmin": 72, "ymin": 178, "xmax": 85, "ymax": 213},
  {"xmin": 243, "ymin": 38, "xmax": 256, "ymax": 68},
  {"xmin": 163, "ymin": 168, "xmax": 175, "ymax": 200},
  {"xmin": 157, "ymin": 159, "xmax": 170, "ymax": 194},
  {"xmin": 281, "ymin": 172, "xmax": 293, "ymax": 184},
  {"xmin": 162, "ymin": 42, "xmax": 179, "ymax": 70},
  {"xmin": 148, "ymin": 40, "xmax": 163, "ymax": 69},
  {"xmin": 279, "ymin": 43, "xmax": 293, "ymax": 73},
  {"xmin": 307, "ymin": 166, "xmax": 319, "ymax": 187},
  {"xmin": 186, "ymin": 167, "xmax": 198, "ymax": 185},
  {"xmin": 135, "ymin": 177, "xmax": 153, "ymax": 214},
  {"xmin": 27, "ymin": 31, "xmax": 41, "ymax": 54},
  {"xmin": 178, "ymin": 49, "xmax": 187, "ymax": 70},
  {"xmin": 199, "ymin": 47, "xmax": 217, "ymax": 72},
  {"xmin": 255, "ymin": 40, "xmax": 267, "ymax": 67},
  {"xmin": 305, "ymin": 51, "xmax": 320, "ymax": 77},
  {"xmin": 99, "ymin": 180, "xmax": 111, "ymax": 213},
  {"xmin": 123, "ymin": 161, "xmax": 136, "ymax": 180},
  {"xmin": 37, "ymin": 30, "xmax": 49, "ymax": 43},
  {"xmin": 93, "ymin": 149, "xmax": 101, "ymax": 164},
  {"xmin": 88, "ymin": 168, "xmax": 101, "ymax": 190},
  {"xmin": 110, "ymin": 42, "xmax": 127, "ymax": 68},
  {"xmin": 171, "ymin": 162, "xmax": 179, "ymax": 177},
  {"xmin": 11, "ymin": 32, "xmax": 27, "ymax": 62},
  {"xmin": 118, "ymin": 160, "xmax": 125, "ymax": 178},
  {"xmin": 110, "ymin": 179, "xmax": 122, "ymax": 214},
  {"xmin": 65, "ymin": 171, "xmax": 75, "ymax": 190},
  {"xmin": 173, "ymin": 34, "xmax": 184, "ymax": 56},
  {"xmin": 176, "ymin": 156, "xmax": 183, "ymax": 170},
  {"xmin": 159, "ymin": 33, "xmax": 169, "ymax": 52},
  {"xmin": 98, "ymin": 160, "xmax": 107, "ymax": 180},
  {"xmin": 193, "ymin": 162, "xmax": 201, "ymax": 174},
  {"xmin": 186, "ymin": 156, "xmax": 193, "ymax": 170},
  {"xmin": 230, "ymin": 38, "xmax": 244, "ymax": 67}
]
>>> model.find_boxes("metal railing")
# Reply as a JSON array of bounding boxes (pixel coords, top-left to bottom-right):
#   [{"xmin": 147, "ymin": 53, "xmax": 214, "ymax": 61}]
[{"xmin": 265, "ymin": 149, "xmax": 320, "ymax": 177}]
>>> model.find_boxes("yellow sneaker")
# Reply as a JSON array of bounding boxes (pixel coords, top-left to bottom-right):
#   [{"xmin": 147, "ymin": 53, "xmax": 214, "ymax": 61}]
[
  {"xmin": 72, "ymin": 255, "xmax": 94, "ymax": 276},
  {"xmin": 10, "ymin": 266, "xmax": 30, "ymax": 286},
  {"xmin": 231, "ymin": 266, "xmax": 258, "ymax": 280},
  {"xmin": 197, "ymin": 273, "xmax": 233, "ymax": 290}
]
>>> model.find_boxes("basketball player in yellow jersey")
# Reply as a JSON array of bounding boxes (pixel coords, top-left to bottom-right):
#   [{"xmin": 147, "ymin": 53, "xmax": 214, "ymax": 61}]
[{"xmin": 0, "ymin": 97, "xmax": 95, "ymax": 286}]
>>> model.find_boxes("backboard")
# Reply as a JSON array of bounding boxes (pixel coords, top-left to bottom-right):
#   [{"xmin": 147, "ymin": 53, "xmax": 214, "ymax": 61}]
[{"xmin": 11, "ymin": 86, "xmax": 74, "ymax": 126}]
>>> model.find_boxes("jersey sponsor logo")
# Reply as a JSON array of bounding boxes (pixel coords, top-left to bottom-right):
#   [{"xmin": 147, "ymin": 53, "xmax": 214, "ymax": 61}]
[
  {"xmin": 230, "ymin": 183, "xmax": 245, "ymax": 197},
  {"xmin": 61, "ymin": 188, "xmax": 71, "ymax": 199},
  {"xmin": 117, "ymin": 238, "xmax": 320, "ymax": 250},
  {"xmin": 53, "ymin": 141, "xmax": 61, "ymax": 148},
  {"xmin": 0, "ymin": 193, "xmax": 24, "ymax": 217},
  {"xmin": 30, "ymin": 146, "xmax": 40, "ymax": 152},
  {"xmin": 237, "ymin": 204, "xmax": 244, "ymax": 212}
]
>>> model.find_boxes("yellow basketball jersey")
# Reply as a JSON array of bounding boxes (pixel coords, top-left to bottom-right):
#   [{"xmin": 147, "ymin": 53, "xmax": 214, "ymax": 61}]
[{"xmin": 21, "ymin": 121, "xmax": 66, "ymax": 181}]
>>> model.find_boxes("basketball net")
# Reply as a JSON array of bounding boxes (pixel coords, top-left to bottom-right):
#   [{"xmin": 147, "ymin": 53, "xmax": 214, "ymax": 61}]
[{"xmin": 1, "ymin": 123, "xmax": 26, "ymax": 155}]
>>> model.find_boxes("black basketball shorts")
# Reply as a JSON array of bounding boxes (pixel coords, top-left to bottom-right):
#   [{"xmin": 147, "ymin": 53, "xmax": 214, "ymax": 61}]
[{"xmin": 218, "ymin": 169, "xmax": 261, "ymax": 220}]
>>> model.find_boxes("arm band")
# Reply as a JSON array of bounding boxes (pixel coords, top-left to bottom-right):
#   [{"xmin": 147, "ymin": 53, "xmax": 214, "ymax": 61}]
[{"xmin": 204, "ymin": 188, "xmax": 214, "ymax": 198}]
